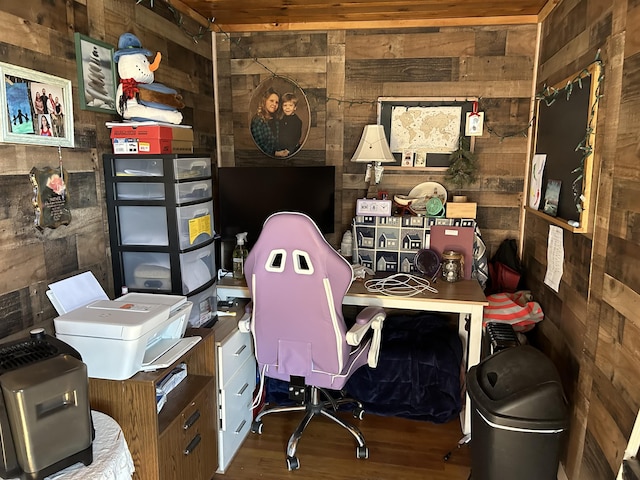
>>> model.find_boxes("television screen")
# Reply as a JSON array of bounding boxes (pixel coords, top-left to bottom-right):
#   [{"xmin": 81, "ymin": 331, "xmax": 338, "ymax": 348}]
[{"xmin": 216, "ymin": 165, "xmax": 336, "ymax": 250}]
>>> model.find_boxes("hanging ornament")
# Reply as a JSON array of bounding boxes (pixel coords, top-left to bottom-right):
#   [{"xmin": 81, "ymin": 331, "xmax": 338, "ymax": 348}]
[{"xmin": 29, "ymin": 145, "xmax": 71, "ymax": 230}]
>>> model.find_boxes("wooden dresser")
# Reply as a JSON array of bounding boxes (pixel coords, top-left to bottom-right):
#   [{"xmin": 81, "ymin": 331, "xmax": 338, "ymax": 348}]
[{"xmin": 89, "ymin": 328, "xmax": 217, "ymax": 480}]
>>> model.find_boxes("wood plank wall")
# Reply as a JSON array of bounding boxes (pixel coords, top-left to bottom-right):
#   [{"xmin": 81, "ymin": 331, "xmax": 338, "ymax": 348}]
[
  {"xmin": 523, "ymin": 0, "xmax": 640, "ymax": 478},
  {"xmin": 0, "ymin": 1, "xmax": 214, "ymax": 340},
  {"xmin": 215, "ymin": 25, "xmax": 537, "ymax": 255}
]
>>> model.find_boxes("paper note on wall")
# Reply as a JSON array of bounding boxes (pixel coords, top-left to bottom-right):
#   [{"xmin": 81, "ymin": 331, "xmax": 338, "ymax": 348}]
[
  {"xmin": 529, "ymin": 154, "xmax": 547, "ymax": 209},
  {"xmin": 544, "ymin": 225, "xmax": 564, "ymax": 292}
]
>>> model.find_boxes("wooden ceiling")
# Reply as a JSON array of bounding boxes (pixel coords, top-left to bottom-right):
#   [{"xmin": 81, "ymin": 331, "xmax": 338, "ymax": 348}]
[{"xmin": 171, "ymin": 0, "xmax": 559, "ymax": 32}]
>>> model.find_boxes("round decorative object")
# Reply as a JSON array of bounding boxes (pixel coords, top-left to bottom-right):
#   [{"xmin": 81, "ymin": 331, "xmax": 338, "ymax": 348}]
[
  {"xmin": 441, "ymin": 250, "xmax": 464, "ymax": 282},
  {"xmin": 408, "ymin": 182, "xmax": 448, "ymax": 205},
  {"xmin": 425, "ymin": 197, "xmax": 444, "ymax": 216},
  {"xmin": 414, "ymin": 249, "xmax": 441, "ymax": 279}
]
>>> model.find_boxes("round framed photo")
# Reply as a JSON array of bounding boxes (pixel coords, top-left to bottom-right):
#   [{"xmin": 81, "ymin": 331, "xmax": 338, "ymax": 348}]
[{"xmin": 248, "ymin": 76, "xmax": 310, "ymax": 159}]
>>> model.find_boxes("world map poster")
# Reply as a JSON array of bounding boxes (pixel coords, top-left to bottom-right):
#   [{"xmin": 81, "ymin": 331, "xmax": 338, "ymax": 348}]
[{"xmin": 389, "ymin": 105, "xmax": 462, "ymax": 154}]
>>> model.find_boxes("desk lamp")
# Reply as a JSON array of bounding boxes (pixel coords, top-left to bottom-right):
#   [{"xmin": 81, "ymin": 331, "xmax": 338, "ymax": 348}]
[{"xmin": 350, "ymin": 125, "xmax": 395, "ymax": 196}]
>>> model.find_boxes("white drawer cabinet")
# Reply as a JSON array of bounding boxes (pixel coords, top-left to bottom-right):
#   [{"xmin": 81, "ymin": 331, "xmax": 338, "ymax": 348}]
[{"xmin": 213, "ymin": 319, "xmax": 256, "ymax": 473}]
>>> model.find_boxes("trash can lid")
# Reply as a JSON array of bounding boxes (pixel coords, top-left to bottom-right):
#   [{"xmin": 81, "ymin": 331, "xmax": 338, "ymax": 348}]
[{"xmin": 468, "ymin": 345, "xmax": 568, "ymax": 427}]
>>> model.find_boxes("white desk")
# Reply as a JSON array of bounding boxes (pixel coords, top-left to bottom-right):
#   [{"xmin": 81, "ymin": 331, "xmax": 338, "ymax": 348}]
[{"xmin": 216, "ymin": 275, "xmax": 488, "ymax": 436}]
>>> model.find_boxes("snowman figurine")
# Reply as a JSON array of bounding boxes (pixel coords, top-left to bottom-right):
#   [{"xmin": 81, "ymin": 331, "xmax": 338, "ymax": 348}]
[{"xmin": 114, "ymin": 33, "xmax": 184, "ymax": 124}]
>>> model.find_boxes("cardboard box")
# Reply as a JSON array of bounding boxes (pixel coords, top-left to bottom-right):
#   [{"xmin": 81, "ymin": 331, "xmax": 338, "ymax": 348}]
[
  {"xmin": 446, "ymin": 202, "xmax": 477, "ymax": 219},
  {"xmin": 112, "ymin": 137, "xmax": 172, "ymax": 155},
  {"xmin": 171, "ymin": 140, "xmax": 194, "ymax": 154}
]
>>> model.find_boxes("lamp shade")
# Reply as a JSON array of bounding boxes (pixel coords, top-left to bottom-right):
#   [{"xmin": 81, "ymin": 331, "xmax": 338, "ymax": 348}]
[{"xmin": 350, "ymin": 125, "xmax": 396, "ymax": 163}]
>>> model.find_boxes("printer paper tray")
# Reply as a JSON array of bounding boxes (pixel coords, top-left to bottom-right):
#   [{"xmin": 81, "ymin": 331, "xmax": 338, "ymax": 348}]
[{"xmin": 140, "ymin": 336, "xmax": 202, "ymax": 372}]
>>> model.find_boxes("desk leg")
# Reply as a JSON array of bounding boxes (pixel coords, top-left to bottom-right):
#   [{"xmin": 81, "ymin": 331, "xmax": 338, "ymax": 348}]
[{"xmin": 461, "ymin": 306, "xmax": 484, "ymax": 437}]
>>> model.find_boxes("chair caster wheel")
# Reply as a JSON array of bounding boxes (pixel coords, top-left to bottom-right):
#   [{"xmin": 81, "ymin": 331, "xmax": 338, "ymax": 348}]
[
  {"xmin": 286, "ymin": 455, "xmax": 300, "ymax": 470},
  {"xmin": 251, "ymin": 420, "xmax": 263, "ymax": 434},
  {"xmin": 353, "ymin": 407, "xmax": 365, "ymax": 420},
  {"xmin": 356, "ymin": 445, "xmax": 369, "ymax": 459}
]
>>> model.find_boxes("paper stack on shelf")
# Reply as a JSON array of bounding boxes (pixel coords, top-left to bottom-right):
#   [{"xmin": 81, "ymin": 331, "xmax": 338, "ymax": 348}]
[{"xmin": 156, "ymin": 363, "xmax": 188, "ymax": 412}]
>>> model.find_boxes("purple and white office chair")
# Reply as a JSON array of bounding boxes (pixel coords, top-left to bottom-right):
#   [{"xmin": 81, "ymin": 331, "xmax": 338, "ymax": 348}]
[{"xmin": 244, "ymin": 212, "xmax": 385, "ymax": 470}]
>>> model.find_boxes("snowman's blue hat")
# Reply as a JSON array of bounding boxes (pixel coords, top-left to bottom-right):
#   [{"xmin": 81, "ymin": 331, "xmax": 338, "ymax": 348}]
[{"xmin": 113, "ymin": 33, "xmax": 152, "ymax": 63}]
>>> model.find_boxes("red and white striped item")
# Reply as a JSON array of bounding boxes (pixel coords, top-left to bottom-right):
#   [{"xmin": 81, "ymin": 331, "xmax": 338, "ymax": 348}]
[{"xmin": 483, "ymin": 291, "xmax": 544, "ymax": 332}]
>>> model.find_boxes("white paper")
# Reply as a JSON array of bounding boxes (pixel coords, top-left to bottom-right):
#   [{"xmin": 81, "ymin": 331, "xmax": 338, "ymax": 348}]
[
  {"xmin": 105, "ymin": 121, "xmax": 192, "ymax": 129},
  {"xmin": 529, "ymin": 154, "xmax": 547, "ymax": 209},
  {"xmin": 544, "ymin": 225, "xmax": 564, "ymax": 292},
  {"xmin": 48, "ymin": 271, "xmax": 109, "ymax": 314}
]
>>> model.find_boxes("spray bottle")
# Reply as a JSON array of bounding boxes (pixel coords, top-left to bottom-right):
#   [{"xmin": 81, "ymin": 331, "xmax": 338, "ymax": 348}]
[{"xmin": 232, "ymin": 232, "xmax": 249, "ymax": 280}]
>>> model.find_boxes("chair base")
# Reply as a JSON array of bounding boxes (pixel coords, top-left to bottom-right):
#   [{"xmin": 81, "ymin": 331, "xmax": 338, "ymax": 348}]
[{"xmin": 251, "ymin": 386, "xmax": 369, "ymax": 470}]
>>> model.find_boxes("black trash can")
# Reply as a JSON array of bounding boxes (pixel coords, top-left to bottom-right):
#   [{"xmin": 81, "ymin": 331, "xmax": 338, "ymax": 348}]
[{"xmin": 467, "ymin": 345, "xmax": 569, "ymax": 480}]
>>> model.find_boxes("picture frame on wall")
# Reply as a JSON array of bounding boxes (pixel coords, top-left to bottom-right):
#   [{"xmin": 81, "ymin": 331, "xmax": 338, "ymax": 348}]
[
  {"xmin": 542, "ymin": 179, "xmax": 562, "ymax": 217},
  {"xmin": 377, "ymin": 97, "xmax": 477, "ymax": 168},
  {"xmin": 74, "ymin": 33, "xmax": 117, "ymax": 114},
  {"xmin": 0, "ymin": 62, "xmax": 74, "ymax": 147},
  {"xmin": 248, "ymin": 76, "xmax": 310, "ymax": 159}
]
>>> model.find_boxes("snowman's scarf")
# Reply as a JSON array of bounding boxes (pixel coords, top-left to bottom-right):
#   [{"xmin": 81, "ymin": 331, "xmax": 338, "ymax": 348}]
[{"xmin": 119, "ymin": 78, "xmax": 140, "ymax": 113}]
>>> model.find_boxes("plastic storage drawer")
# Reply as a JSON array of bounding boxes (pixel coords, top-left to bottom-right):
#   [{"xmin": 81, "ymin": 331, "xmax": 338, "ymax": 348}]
[
  {"xmin": 118, "ymin": 206, "xmax": 168, "ymax": 246},
  {"xmin": 176, "ymin": 200, "xmax": 215, "ymax": 250},
  {"xmin": 116, "ymin": 182, "xmax": 165, "ymax": 201},
  {"xmin": 175, "ymin": 179, "xmax": 212, "ymax": 204},
  {"xmin": 179, "ymin": 242, "xmax": 216, "ymax": 294},
  {"xmin": 187, "ymin": 283, "xmax": 215, "ymax": 327},
  {"xmin": 113, "ymin": 157, "xmax": 165, "ymax": 177},
  {"xmin": 173, "ymin": 157, "xmax": 211, "ymax": 180},
  {"xmin": 122, "ymin": 251, "xmax": 172, "ymax": 291}
]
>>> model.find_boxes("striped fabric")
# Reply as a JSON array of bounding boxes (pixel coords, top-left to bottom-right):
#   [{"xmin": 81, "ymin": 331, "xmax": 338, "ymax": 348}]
[{"xmin": 483, "ymin": 291, "xmax": 544, "ymax": 332}]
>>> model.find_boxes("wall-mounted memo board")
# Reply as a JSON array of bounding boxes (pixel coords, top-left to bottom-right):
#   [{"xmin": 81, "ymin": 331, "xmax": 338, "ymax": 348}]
[
  {"xmin": 528, "ymin": 61, "xmax": 602, "ymax": 233},
  {"xmin": 377, "ymin": 97, "xmax": 477, "ymax": 168}
]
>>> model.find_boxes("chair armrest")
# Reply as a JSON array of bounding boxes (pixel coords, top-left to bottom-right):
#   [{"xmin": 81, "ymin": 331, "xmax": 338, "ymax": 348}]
[
  {"xmin": 346, "ymin": 307, "xmax": 386, "ymax": 368},
  {"xmin": 346, "ymin": 307, "xmax": 385, "ymax": 346},
  {"xmin": 237, "ymin": 302, "xmax": 253, "ymax": 333}
]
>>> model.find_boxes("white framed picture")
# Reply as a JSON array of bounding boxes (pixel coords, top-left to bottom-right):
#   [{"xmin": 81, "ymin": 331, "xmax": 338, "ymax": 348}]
[
  {"xmin": 402, "ymin": 149, "xmax": 414, "ymax": 167},
  {"xmin": 0, "ymin": 62, "xmax": 74, "ymax": 147}
]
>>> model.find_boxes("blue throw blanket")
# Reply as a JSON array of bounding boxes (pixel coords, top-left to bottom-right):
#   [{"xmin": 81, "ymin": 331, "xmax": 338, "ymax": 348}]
[{"xmin": 264, "ymin": 313, "xmax": 463, "ymax": 424}]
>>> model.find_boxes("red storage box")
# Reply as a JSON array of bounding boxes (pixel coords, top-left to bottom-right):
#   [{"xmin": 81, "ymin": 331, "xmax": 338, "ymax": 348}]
[{"xmin": 110, "ymin": 124, "xmax": 193, "ymax": 154}]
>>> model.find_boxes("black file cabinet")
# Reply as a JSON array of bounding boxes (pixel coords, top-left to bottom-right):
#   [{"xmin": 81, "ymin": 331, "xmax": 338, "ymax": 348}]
[{"xmin": 103, "ymin": 153, "xmax": 217, "ymax": 326}]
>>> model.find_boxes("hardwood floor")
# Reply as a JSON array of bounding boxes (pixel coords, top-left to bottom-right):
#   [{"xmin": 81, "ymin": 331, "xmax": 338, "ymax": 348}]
[{"xmin": 221, "ymin": 410, "xmax": 471, "ymax": 479}]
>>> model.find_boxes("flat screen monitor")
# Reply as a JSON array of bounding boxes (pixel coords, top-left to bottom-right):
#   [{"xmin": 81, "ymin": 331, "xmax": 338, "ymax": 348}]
[{"xmin": 216, "ymin": 165, "xmax": 336, "ymax": 249}]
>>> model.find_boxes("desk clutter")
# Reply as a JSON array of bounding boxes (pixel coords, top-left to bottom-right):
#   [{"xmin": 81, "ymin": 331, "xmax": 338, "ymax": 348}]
[{"xmin": 352, "ymin": 215, "xmax": 489, "ymax": 288}]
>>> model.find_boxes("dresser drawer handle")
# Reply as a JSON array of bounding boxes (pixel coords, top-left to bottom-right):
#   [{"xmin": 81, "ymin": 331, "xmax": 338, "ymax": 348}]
[
  {"xmin": 235, "ymin": 420, "xmax": 247, "ymax": 434},
  {"xmin": 234, "ymin": 344, "xmax": 247, "ymax": 356},
  {"xmin": 237, "ymin": 382, "xmax": 249, "ymax": 396},
  {"xmin": 184, "ymin": 410, "xmax": 201, "ymax": 430},
  {"xmin": 184, "ymin": 434, "xmax": 201, "ymax": 456}
]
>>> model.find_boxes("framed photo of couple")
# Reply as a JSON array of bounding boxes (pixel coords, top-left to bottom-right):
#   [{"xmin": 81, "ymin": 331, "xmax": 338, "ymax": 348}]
[
  {"xmin": 248, "ymin": 76, "xmax": 310, "ymax": 159},
  {"xmin": 0, "ymin": 62, "xmax": 75, "ymax": 147}
]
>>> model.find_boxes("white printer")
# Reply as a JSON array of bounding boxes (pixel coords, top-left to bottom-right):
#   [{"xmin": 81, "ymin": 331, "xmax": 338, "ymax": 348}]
[{"xmin": 54, "ymin": 292, "xmax": 199, "ymax": 380}]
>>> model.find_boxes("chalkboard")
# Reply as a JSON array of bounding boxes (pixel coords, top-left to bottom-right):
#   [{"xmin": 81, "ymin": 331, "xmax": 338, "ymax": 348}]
[
  {"xmin": 532, "ymin": 62, "xmax": 601, "ymax": 230},
  {"xmin": 377, "ymin": 97, "xmax": 476, "ymax": 167}
]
